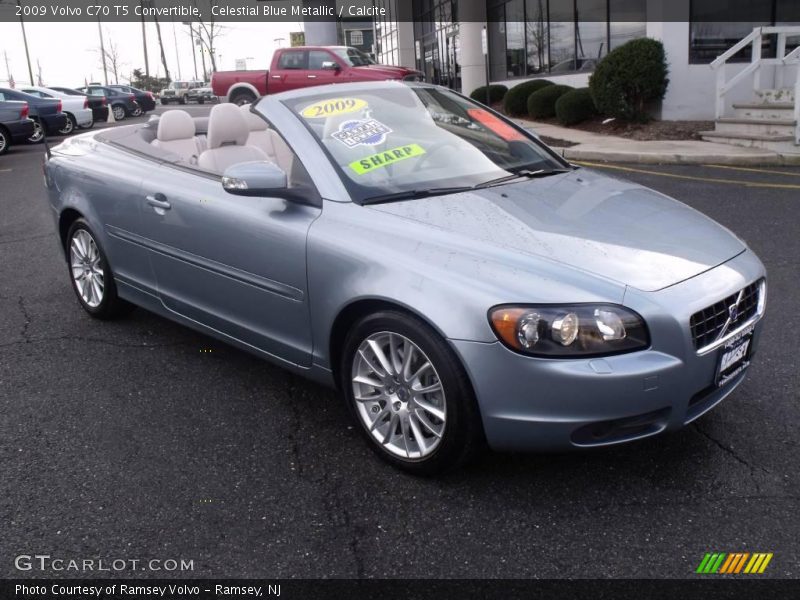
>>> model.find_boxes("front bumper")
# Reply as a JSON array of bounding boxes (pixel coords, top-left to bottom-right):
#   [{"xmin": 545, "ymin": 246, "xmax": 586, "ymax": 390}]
[{"xmin": 452, "ymin": 250, "xmax": 766, "ymax": 452}]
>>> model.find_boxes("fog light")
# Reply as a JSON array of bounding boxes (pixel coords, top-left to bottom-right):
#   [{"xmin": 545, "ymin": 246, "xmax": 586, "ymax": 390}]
[
  {"xmin": 552, "ymin": 312, "xmax": 579, "ymax": 345},
  {"xmin": 517, "ymin": 313, "xmax": 541, "ymax": 349},
  {"xmin": 595, "ymin": 309, "xmax": 626, "ymax": 340}
]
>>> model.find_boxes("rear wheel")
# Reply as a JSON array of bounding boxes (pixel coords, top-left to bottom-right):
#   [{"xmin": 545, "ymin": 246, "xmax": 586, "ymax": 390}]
[
  {"xmin": 340, "ymin": 310, "xmax": 484, "ymax": 475},
  {"xmin": 230, "ymin": 90, "xmax": 256, "ymax": 106},
  {"xmin": 131, "ymin": 105, "xmax": 143, "ymax": 117},
  {"xmin": 58, "ymin": 114, "xmax": 76, "ymax": 135},
  {"xmin": 0, "ymin": 126, "xmax": 9, "ymax": 155},
  {"xmin": 27, "ymin": 119, "xmax": 44, "ymax": 144},
  {"xmin": 66, "ymin": 219, "xmax": 134, "ymax": 320},
  {"xmin": 179, "ymin": 94, "xmax": 188, "ymax": 105},
  {"xmin": 160, "ymin": 99, "xmax": 169, "ymax": 105},
  {"xmin": 112, "ymin": 104, "xmax": 126, "ymax": 121}
]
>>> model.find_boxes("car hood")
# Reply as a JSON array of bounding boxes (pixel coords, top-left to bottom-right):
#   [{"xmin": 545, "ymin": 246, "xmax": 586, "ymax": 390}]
[
  {"xmin": 353, "ymin": 64, "xmax": 420, "ymax": 79},
  {"xmin": 368, "ymin": 169, "xmax": 746, "ymax": 292}
]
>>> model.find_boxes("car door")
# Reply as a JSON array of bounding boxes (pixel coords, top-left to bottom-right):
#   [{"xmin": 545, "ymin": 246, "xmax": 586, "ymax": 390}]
[
  {"xmin": 306, "ymin": 50, "xmax": 343, "ymax": 87},
  {"xmin": 271, "ymin": 50, "xmax": 309, "ymax": 93},
  {"xmin": 138, "ymin": 163, "xmax": 321, "ymax": 367}
]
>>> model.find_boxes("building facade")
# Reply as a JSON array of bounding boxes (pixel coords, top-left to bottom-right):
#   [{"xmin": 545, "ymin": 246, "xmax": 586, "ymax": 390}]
[{"xmin": 369, "ymin": 0, "xmax": 800, "ymax": 120}]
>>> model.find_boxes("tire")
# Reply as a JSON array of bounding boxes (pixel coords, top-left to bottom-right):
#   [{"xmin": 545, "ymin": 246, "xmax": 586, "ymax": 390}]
[
  {"xmin": 66, "ymin": 219, "xmax": 135, "ymax": 320},
  {"xmin": 179, "ymin": 95, "xmax": 187, "ymax": 105},
  {"xmin": 131, "ymin": 106, "xmax": 143, "ymax": 117},
  {"xmin": 160, "ymin": 99, "xmax": 169, "ymax": 105},
  {"xmin": 0, "ymin": 126, "xmax": 9, "ymax": 155},
  {"xmin": 340, "ymin": 310, "xmax": 484, "ymax": 475},
  {"xmin": 112, "ymin": 104, "xmax": 126, "ymax": 121},
  {"xmin": 27, "ymin": 119, "xmax": 44, "ymax": 144},
  {"xmin": 58, "ymin": 114, "xmax": 76, "ymax": 135},
  {"xmin": 198, "ymin": 97, "xmax": 205, "ymax": 104},
  {"xmin": 230, "ymin": 91, "xmax": 255, "ymax": 106}
]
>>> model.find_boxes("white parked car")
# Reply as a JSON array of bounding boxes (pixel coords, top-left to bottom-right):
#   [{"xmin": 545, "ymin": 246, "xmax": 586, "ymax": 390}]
[{"xmin": 18, "ymin": 85, "xmax": 94, "ymax": 134}]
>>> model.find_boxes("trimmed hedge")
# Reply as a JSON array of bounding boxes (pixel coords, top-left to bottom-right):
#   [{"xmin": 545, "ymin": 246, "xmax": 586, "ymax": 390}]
[
  {"xmin": 555, "ymin": 87, "xmax": 598, "ymax": 125},
  {"xmin": 589, "ymin": 38, "xmax": 669, "ymax": 122},
  {"xmin": 469, "ymin": 84, "xmax": 508, "ymax": 105},
  {"xmin": 527, "ymin": 84, "xmax": 574, "ymax": 119},
  {"xmin": 503, "ymin": 79, "xmax": 554, "ymax": 116}
]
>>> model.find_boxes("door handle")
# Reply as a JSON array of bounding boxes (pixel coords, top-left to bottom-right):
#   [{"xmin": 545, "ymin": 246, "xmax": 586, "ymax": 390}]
[
  {"xmin": 271, "ymin": 75, "xmax": 282, "ymax": 79},
  {"xmin": 307, "ymin": 75, "xmax": 317, "ymax": 79},
  {"xmin": 146, "ymin": 193, "xmax": 171, "ymax": 211}
]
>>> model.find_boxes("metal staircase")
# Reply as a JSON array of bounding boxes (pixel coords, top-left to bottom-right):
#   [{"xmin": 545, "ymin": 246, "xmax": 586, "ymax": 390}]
[{"xmin": 700, "ymin": 27, "xmax": 800, "ymax": 155}]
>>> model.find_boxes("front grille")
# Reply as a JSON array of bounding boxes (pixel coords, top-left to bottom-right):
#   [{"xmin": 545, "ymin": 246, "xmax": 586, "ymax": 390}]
[{"xmin": 690, "ymin": 280, "xmax": 762, "ymax": 350}]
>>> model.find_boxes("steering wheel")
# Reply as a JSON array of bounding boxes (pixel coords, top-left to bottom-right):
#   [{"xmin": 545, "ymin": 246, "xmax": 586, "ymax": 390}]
[{"xmin": 413, "ymin": 141, "xmax": 457, "ymax": 170}]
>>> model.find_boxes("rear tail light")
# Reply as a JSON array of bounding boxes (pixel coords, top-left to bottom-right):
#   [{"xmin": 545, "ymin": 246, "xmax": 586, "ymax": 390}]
[
  {"xmin": 102, "ymin": 97, "xmax": 107, "ymax": 106},
  {"xmin": 83, "ymin": 96, "xmax": 89, "ymax": 109},
  {"xmin": 128, "ymin": 94, "xmax": 135, "ymax": 100},
  {"xmin": 21, "ymin": 103, "xmax": 29, "ymax": 119},
  {"xmin": 57, "ymin": 100, "xmax": 63, "ymax": 113}
]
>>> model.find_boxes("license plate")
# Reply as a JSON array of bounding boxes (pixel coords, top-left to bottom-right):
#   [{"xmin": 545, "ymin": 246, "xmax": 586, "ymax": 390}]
[{"xmin": 715, "ymin": 325, "xmax": 754, "ymax": 388}]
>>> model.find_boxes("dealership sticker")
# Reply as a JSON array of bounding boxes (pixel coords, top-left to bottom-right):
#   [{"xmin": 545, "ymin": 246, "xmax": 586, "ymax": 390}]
[
  {"xmin": 332, "ymin": 119, "xmax": 393, "ymax": 148},
  {"xmin": 467, "ymin": 108, "xmax": 527, "ymax": 141},
  {"xmin": 349, "ymin": 144, "xmax": 426, "ymax": 175},
  {"xmin": 300, "ymin": 97, "xmax": 368, "ymax": 119}
]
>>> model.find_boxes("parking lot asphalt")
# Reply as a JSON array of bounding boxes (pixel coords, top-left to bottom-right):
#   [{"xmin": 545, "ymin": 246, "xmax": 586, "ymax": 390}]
[{"xmin": 1, "ymin": 107, "xmax": 798, "ymax": 579}]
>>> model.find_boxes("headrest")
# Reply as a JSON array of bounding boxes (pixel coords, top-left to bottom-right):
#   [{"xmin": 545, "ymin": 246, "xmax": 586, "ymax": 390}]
[
  {"xmin": 156, "ymin": 110, "xmax": 195, "ymax": 142},
  {"xmin": 240, "ymin": 104, "xmax": 268, "ymax": 132},
  {"xmin": 207, "ymin": 103, "xmax": 249, "ymax": 149}
]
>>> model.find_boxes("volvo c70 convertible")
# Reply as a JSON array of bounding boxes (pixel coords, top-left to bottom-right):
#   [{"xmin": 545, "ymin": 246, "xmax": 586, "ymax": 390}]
[{"xmin": 43, "ymin": 81, "xmax": 767, "ymax": 474}]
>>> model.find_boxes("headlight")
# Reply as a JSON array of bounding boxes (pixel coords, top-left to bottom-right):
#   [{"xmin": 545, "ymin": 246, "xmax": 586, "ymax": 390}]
[{"xmin": 488, "ymin": 304, "xmax": 649, "ymax": 357}]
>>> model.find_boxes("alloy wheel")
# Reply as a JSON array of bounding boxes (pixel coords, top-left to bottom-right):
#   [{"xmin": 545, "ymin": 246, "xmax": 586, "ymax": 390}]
[
  {"xmin": 351, "ymin": 332, "xmax": 446, "ymax": 460},
  {"xmin": 69, "ymin": 229, "xmax": 105, "ymax": 308},
  {"xmin": 28, "ymin": 120, "xmax": 44, "ymax": 143},
  {"xmin": 132, "ymin": 107, "xmax": 143, "ymax": 117},
  {"xmin": 58, "ymin": 116, "xmax": 74, "ymax": 135},
  {"xmin": 0, "ymin": 130, "xmax": 7, "ymax": 154},
  {"xmin": 113, "ymin": 105, "xmax": 126, "ymax": 120}
]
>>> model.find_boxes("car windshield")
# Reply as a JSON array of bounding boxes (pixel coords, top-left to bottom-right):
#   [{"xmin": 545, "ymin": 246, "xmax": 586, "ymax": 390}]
[
  {"xmin": 280, "ymin": 84, "xmax": 566, "ymax": 203},
  {"xmin": 333, "ymin": 47, "xmax": 376, "ymax": 66}
]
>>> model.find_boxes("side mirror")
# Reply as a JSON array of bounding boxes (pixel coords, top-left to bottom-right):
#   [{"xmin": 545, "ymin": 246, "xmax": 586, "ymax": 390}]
[
  {"xmin": 222, "ymin": 161, "xmax": 287, "ymax": 196},
  {"xmin": 321, "ymin": 61, "xmax": 341, "ymax": 71}
]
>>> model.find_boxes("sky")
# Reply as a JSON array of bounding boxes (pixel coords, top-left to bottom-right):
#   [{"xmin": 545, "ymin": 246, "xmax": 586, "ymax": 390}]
[{"xmin": 0, "ymin": 20, "xmax": 303, "ymax": 88}]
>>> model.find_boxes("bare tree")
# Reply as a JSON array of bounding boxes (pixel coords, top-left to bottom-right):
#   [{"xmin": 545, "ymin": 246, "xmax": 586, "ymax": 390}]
[
  {"xmin": 96, "ymin": 33, "xmax": 124, "ymax": 84},
  {"xmin": 190, "ymin": 0, "xmax": 225, "ymax": 76}
]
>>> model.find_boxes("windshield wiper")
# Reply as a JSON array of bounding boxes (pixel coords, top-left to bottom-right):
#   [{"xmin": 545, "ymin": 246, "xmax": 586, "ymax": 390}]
[
  {"xmin": 475, "ymin": 168, "xmax": 574, "ymax": 189},
  {"xmin": 362, "ymin": 186, "xmax": 475, "ymax": 205}
]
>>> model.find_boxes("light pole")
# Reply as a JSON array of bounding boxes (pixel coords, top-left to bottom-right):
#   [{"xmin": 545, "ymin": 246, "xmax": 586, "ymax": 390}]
[
  {"xmin": 184, "ymin": 22, "xmax": 198, "ymax": 80},
  {"xmin": 98, "ymin": 20, "xmax": 109, "ymax": 85},
  {"xmin": 16, "ymin": 0, "xmax": 35, "ymax": 85}
]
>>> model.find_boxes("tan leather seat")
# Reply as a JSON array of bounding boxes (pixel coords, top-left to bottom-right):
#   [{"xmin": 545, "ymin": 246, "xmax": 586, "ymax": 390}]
[
  {"xmin": 152, "ymin": 110, "xmax": 200, "ymax": 162},
  {"xmin": 197, "ymin": 104, "xmax": 268, "ymax": 174},
  {"xmin": 239, "ymin": 104, "xmax": 295, "ymax": 176}
]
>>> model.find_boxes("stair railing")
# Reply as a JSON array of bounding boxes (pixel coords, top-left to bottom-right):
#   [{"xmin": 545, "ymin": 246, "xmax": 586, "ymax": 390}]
[{"xmin": 711, "ymin": 26, "xmax": 800, "ymax": 145}]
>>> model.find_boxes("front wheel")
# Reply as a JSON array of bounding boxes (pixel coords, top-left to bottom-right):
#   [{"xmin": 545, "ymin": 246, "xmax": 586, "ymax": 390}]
[
  {"xmin": 58, "ymin": 114, "xmax": 76, "ymax": 135},
  {"xmin": 0, "ymin": 127, "xmax": 9, "ymax": 155},
  {"xmin": 179, "ymin": 95, "xmax": 187, "ymax": 105},
  {"xmin": 340, "ymin": 311, "xmax": 484, "ymax": 475},
  {"xmin": 160, "ymin": 99, "xmax": 169, "ymax": 105},
  {"xmin": 112, "ymin": 104, "xmax": 126, "ymax": 121},
  {"xmin": 66, "ymin": 219, "xmax": 135, "ymax": 320},
  {"xmin": 131, "ymin": 106, "xmax": 143, "ymax": 117}
]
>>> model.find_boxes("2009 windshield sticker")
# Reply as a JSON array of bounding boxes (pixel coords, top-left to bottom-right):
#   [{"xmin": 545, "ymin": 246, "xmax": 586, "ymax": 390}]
[
  {"xmin": 300, "ymin": 97, "xmax": 368, "ymax": 119},
  {"xmin": 332, "ymin": 119, "xmax": 392, "ymax": 148},
  {"xmin": 349, "ymin": 144, "xmax": 426, "ymax": 175}
]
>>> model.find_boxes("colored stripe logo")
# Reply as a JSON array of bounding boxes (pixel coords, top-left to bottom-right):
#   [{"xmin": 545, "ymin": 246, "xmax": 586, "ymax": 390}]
[{"xmin": 696, "ymin": 552, "xmax": 773, "ymax": 574}]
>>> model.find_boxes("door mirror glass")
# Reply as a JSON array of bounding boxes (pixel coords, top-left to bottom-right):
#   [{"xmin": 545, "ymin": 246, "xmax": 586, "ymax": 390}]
[
  {"xmin": 321, "ymin": 61, "xmax": 341, "ymax": 71},
  {"xmin": 222, "ymin": 161, "xmax": 288, "ymax": 196}
]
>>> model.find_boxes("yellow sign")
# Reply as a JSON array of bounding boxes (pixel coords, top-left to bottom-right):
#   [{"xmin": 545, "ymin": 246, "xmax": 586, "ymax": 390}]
[
  {"xmin": 349, "ymin": 144, "xmax": 426, "ymax": 175},
  {"xmin": 300, "ymin": 97, "xmax": 368, "ymax": 119}
]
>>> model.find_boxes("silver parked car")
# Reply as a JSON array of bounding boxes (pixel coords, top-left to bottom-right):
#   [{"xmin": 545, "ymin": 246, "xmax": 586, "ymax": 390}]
[{"xmin": 44, "ymin": 82, "xmax": 766, "ymax": 474}]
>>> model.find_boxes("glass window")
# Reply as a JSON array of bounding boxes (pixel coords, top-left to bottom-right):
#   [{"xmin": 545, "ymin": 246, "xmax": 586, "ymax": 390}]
[
  {"xmin": 308, "ymin": 50, "xmax": 334, "ymax": 70},
  {"xmin": 525, "ymin": 0, "xmax": 548, "ymax": 74},
  {"xmin": 278, "ymin": 50, "xmax": 307, "ymax": 70},
  {"xmin": 281, "ymin": 85, "xmax": 563, "ymax": 204},
  {"xmin": 505, "ymin": 0, "xmax": 526, "ymax": 77}
]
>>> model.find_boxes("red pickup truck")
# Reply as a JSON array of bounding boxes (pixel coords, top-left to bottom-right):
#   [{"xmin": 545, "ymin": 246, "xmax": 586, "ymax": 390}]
[{"xmin": 211, "ymin": 46, "xmax": 423, "ymax": 105}]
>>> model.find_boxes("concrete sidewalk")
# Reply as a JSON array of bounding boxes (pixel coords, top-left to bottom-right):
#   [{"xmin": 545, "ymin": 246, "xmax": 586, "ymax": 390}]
[{"xmin": 513, "ymin": 118, "xmax": 800, "ymax": 165}]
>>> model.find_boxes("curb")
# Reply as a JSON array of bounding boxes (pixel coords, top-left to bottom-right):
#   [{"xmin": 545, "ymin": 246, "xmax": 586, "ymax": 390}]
[{"xmin": 551, "ymin": 146, "xmax": 800, "ymax": 166}]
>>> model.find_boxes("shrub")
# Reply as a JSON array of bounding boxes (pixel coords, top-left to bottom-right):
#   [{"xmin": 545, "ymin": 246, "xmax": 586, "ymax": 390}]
[
  {"xmin": 469, "ymin": 84, "xmax": 508, "ymax": 105},
  {"xmin": 589, "ymin": 38, "xmax": 669, "ymax": 122},
  {"xmin": 526, "ymin": 84, "xmax": 574, "ymax": 119},
  {"xmin": 503, "ymin": 79, "xmax": 554, "ymax": 116},
  {"xmin": 555, "ymin": 87, "xmax": 598, "ymax": 125}
]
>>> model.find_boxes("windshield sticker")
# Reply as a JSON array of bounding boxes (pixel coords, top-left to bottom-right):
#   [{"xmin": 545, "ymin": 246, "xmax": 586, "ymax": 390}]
[
  {"xmin": 332, "ymin": 119, "xmax": 393, "ymax": 148},
  {"xmin": 300, "ymin": 97, "xmax": 368, "ymax": 119},
  {"xmin": 466, "ymin": 108, "xmax": 527, "ymax": 142},
  {"xmin": 349, "ymin": 144, "xmax": 426, "ymax": 175}
]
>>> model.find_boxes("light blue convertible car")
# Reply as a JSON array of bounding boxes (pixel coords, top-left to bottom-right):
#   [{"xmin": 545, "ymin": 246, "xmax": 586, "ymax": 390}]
[{"xmin": 44, "ymin": 82, "xmax": 766, "ymax": 473}]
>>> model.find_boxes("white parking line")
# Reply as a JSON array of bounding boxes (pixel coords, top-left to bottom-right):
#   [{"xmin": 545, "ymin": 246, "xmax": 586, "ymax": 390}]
[{"xmin": 0, "ymin": 169, "xmax": 12, "ymax": 173}]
